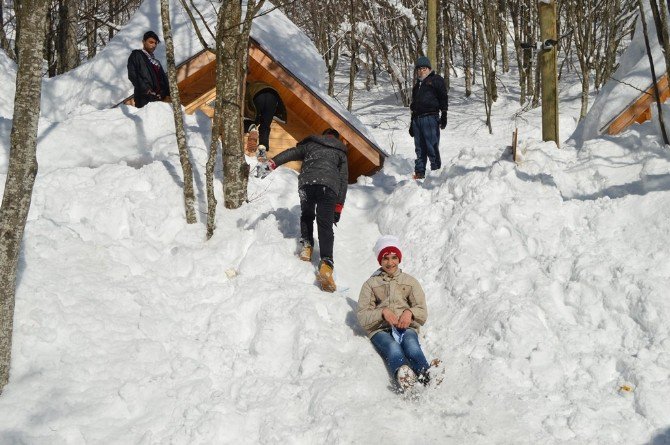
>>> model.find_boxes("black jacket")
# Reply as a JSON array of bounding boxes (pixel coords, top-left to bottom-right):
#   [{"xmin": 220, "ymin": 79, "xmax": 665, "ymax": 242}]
[
  {"xmin": 127, "ymin": 49, "xmax": 170, "ymax": 108},
  {"xmin": 272, "ymin": 135, "xmax": 348, "ymax": 204},
  {"xmin": 410, "ymin": 71, "xmax": 448, "ymax": 116}
]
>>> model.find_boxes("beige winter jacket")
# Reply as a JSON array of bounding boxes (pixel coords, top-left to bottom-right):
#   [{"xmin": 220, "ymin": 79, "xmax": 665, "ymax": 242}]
[{"xmin": 357, "ymin": 269, "xmax": 427, "ymax": 339}]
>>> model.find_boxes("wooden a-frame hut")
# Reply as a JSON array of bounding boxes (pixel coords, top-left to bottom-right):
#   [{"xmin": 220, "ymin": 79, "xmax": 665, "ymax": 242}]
[{"xmin": 125, "ymin": 38, "xmax": 386, "ymax": 183}]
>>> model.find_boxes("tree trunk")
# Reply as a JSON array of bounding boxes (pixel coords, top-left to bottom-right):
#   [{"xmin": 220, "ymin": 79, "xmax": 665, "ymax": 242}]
[
  {"xmin": 57, "ymin": 0, "xmax": 79, "ymax": 73},
  {"xmin": 85, "ymin": 0, "xmax": 98, "ymax": 60},
  {"xmin": 325, "ymin": 34, "xmax": 340, "ymax": 97},
  {"xmin": 205, "ymin": 6, "xmax": 227, "ymax": 239},
  {"xmin": 347, "ymin": 0, "xmax": 356, "ymax": 111},
  {"xmin": 221, "ymin": 0, "xmax": 253, "ymax": 210},
  {"xmin": 46, "ymin": 6, "xmax": 57, "ymax": 77},
  {"xmin": 0, "ymin": 2, "xmax": 16, "ymax": 60},
  {"xmin": 206, "ymin": 0, "xmax": 264, "ymax": 237},
  {"xmin": 0, "ymin": 0, "xmax": 49, "ymax": 394},
  {"xmin": 650, "ymin": 0, "xmax": 670, "ymax": 81},
  {"xmin": 475, "ymin": 18, "xmax": 494, "ymax": 133},
  {"xmin": 161, "ymin": 0, "xmax": 196, "ymax": 224}
]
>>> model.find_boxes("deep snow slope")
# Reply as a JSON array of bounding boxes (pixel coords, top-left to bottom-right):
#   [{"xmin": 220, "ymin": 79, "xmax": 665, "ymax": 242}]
[{"xmin": 0, "ymin": 57, "xmax": 669, "ymax": 444}]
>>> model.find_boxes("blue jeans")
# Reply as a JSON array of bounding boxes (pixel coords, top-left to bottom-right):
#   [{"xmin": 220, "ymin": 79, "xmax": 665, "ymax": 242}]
[
  {"xmin": 411, "ymin": 114, "xmax": 441, "ymax": 175},
  {"xmin": 370, "ymin": 329, "xmax": 430, "ymax": 377}
]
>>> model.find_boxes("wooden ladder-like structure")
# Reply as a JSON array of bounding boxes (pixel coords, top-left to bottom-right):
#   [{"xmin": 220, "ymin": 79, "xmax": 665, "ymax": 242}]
[{"xmin": 603, "ymin": 73, "xmax": 670, "ymax": 135}]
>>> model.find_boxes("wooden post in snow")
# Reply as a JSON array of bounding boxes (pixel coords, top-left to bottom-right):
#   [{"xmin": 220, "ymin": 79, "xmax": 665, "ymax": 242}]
[
  {"xmin": 427, "ymin": 0, "xmax": 437, "ymax": 66},
  {"xmin": 538, "ymin": 0, "xmax": 559, "ymax": 147}
]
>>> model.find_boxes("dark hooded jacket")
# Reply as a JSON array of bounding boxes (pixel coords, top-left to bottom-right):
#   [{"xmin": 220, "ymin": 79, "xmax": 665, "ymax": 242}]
[
  {"xmin": 410, "ymin": 71, "xmax": 448, "ymax": 117},
  {"xmin": 271, "ymin": 135, "xmax": 348, "ymax": 204},
  {"xmin": 127, "ymin": 49, "xmax": 170, "ymax": 108}
]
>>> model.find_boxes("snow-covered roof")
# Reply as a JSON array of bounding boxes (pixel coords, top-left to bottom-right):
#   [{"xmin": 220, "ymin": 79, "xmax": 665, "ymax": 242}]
[
  {"xmin": 32, "ymin": 0, "xmax": 380, "ymax": 149},
  {"xmin": 570, "ymin": 4, "xmax": 664, "ymax": 144}
]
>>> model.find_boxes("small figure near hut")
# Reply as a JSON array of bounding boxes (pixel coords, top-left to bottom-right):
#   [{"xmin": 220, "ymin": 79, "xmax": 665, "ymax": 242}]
[
  {"xmin": 244, "ymin": 81, "xmax": 286, "ymax": 154},
  {"xmin": 357, "ymin": 235, "xmax": 432, "ymax": 391},
  {"xmin": 127, "ymin": 31, "xmax": 170, "ymax": 108},
  {"xmin": 259, "ymin": 129, "xmax": 348, "ymax": 292},
  {"xmin": 408, "ymin": 56, "xmax": 448, "ymax": 180}
]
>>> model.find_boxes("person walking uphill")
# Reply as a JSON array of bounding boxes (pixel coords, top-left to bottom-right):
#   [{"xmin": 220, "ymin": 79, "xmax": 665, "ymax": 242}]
[
  {"xmin": 409, "ymin": 56, "xmax": 448, "ymax": 180},
  {"xmin": 244, "ymin": 81, "xmax": 287, "ymax": 154},
  {"xmin": 127, "ymin": 31, "xmax": 170, "ymax": 108},
  {"xmin": 357, "ymin": 235, "xmax": 432, "ymax": 391},
  {"xmin": 259, "ymin": 129, "xmax": 348, "ymax": 292}
]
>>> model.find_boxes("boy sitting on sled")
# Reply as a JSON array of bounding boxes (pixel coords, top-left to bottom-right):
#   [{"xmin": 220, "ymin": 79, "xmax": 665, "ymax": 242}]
[{"xmin": 357, "ymin": 235, "xmax": 434, "ymax": 391}]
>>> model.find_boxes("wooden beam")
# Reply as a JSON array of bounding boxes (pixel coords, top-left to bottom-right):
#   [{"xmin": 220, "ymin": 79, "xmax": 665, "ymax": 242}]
[
  {"xmin": 176, "ymin": 50, "xmax": 215, "ymax": 83},
  {"xmin": 606, "ymin": 73, "xmax": 670, "ymax": 135}
]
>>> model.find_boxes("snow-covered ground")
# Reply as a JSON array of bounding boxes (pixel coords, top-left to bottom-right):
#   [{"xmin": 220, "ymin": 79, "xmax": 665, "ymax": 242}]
[{"xmin": 2, "ymin": 22, "xmax": 670, "ymax": 445}]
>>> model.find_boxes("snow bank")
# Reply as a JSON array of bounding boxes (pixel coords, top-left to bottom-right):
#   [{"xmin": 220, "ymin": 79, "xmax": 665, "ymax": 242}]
[{"xmin": 0, "ymin": 3, "xmax": 669, "ymax": 444}]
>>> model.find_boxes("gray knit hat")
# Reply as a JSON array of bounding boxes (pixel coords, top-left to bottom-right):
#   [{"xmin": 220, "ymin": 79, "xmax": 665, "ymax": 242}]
[{"xmin": 415, "ymin": 56, "xmax": 431, "ymax": 69}]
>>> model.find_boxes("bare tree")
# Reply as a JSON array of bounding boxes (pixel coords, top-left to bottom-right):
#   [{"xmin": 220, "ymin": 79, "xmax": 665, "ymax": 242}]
[
  {"xmin": 0, "ymin": 0, "xmax": 49, "ymax": 394},
  {"xmin": 206, "ymin": 0, "xmax": 265, "ymax": 238},
  {"xmin": 161, "ymin": 0, "xmax": 196, "ymax": 224},
  {"xmin": 649, "ymin": 0, "xmax": 670, "ymax": 81},
  {"xmin": 56, "ymin": 0, "xmax": 79, "ymax": 73},
  {"xmin": 347, "ymin": 0, "xmax": 357, "ymax": 111},
  {"xmin": 277, "ymin": 0, "xmax": 637, "ymax": 132}
]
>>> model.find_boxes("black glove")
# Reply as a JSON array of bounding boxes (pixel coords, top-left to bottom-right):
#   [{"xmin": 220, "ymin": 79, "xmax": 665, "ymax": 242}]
[
  {"xmin": 440, "ymin": 111, "xmax": 447, "ymax": 130},
  {"xmin": 409, "ymin": 125, "xmax": 414, "ymax": 137}
]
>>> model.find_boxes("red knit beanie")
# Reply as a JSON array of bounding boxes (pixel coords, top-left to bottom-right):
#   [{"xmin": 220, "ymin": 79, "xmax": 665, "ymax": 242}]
[{"xmin": 373, "ymin": 235, "xmax": 402, "ymax": 265}]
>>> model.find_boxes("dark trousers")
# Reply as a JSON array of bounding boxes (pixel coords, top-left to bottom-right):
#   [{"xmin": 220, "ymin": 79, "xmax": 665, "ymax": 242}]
[
  {"xmin": 411, "ymin": 114, "xmax": 441, "ymax": 175},
  {"xmin": 134, "ymin": 91, "xmax": 159, "ymax": 108},
  {"xmin": 299, "ymin": 185, "xmax": 337, "ymax": 261},
  {"xmin": 253, "ymin": 89, "xmax": 280, "ymax": 150}
]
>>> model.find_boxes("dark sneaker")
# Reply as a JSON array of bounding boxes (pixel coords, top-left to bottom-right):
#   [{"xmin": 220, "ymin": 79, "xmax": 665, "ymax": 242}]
[
  {"xmin": 412, "ymin": 173, "xmax": 425, "ymax": 180},
  {"xmin": 417, "ymin": 371, "xmax": 431, "ymax": 386}
]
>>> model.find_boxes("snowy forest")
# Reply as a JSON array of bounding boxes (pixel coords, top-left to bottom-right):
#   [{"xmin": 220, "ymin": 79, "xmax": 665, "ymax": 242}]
[{"xmin": 1, "ymin": 0, "xmax": 670, "ymax": 443}]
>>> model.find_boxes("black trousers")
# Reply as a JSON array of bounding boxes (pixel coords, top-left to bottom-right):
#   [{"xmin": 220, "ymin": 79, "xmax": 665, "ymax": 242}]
[
  {"xmin": 299, "ymin": 185, "xmax": 337, "ymax": 261},
  {"xmin": 134, "ymin": 91, "xmax": 159, "ymax": 108},
  {"xmin": 253, "ymin": 89, "xmax": 280, "ymax": 150}
]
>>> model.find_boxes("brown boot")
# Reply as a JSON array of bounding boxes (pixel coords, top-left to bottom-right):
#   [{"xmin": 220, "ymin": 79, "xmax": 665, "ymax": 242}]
[
  {"xmin": 316, "ymin": 258, "xmax": 336, "ymax": 292},
  {"xmin": 245, "ymin": 124, "xmax": 259, "ymax": 155},
  {"xmin": 299, "ymin": 242, "xmax": 313, "ymax": 262}
]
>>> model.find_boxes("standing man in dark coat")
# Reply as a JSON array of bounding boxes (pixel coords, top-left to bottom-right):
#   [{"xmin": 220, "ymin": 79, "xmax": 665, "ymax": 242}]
[
  {"xmin": 260, "ymin": 129, "xmax": 348, "ymax": 292},
  {"xmin": 409, "ymin": 56, "xmax": 448, "ymax": 179},
  {"xmin": 127, "ymin": 31, "xmax": 170, "ymax": 108}
]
